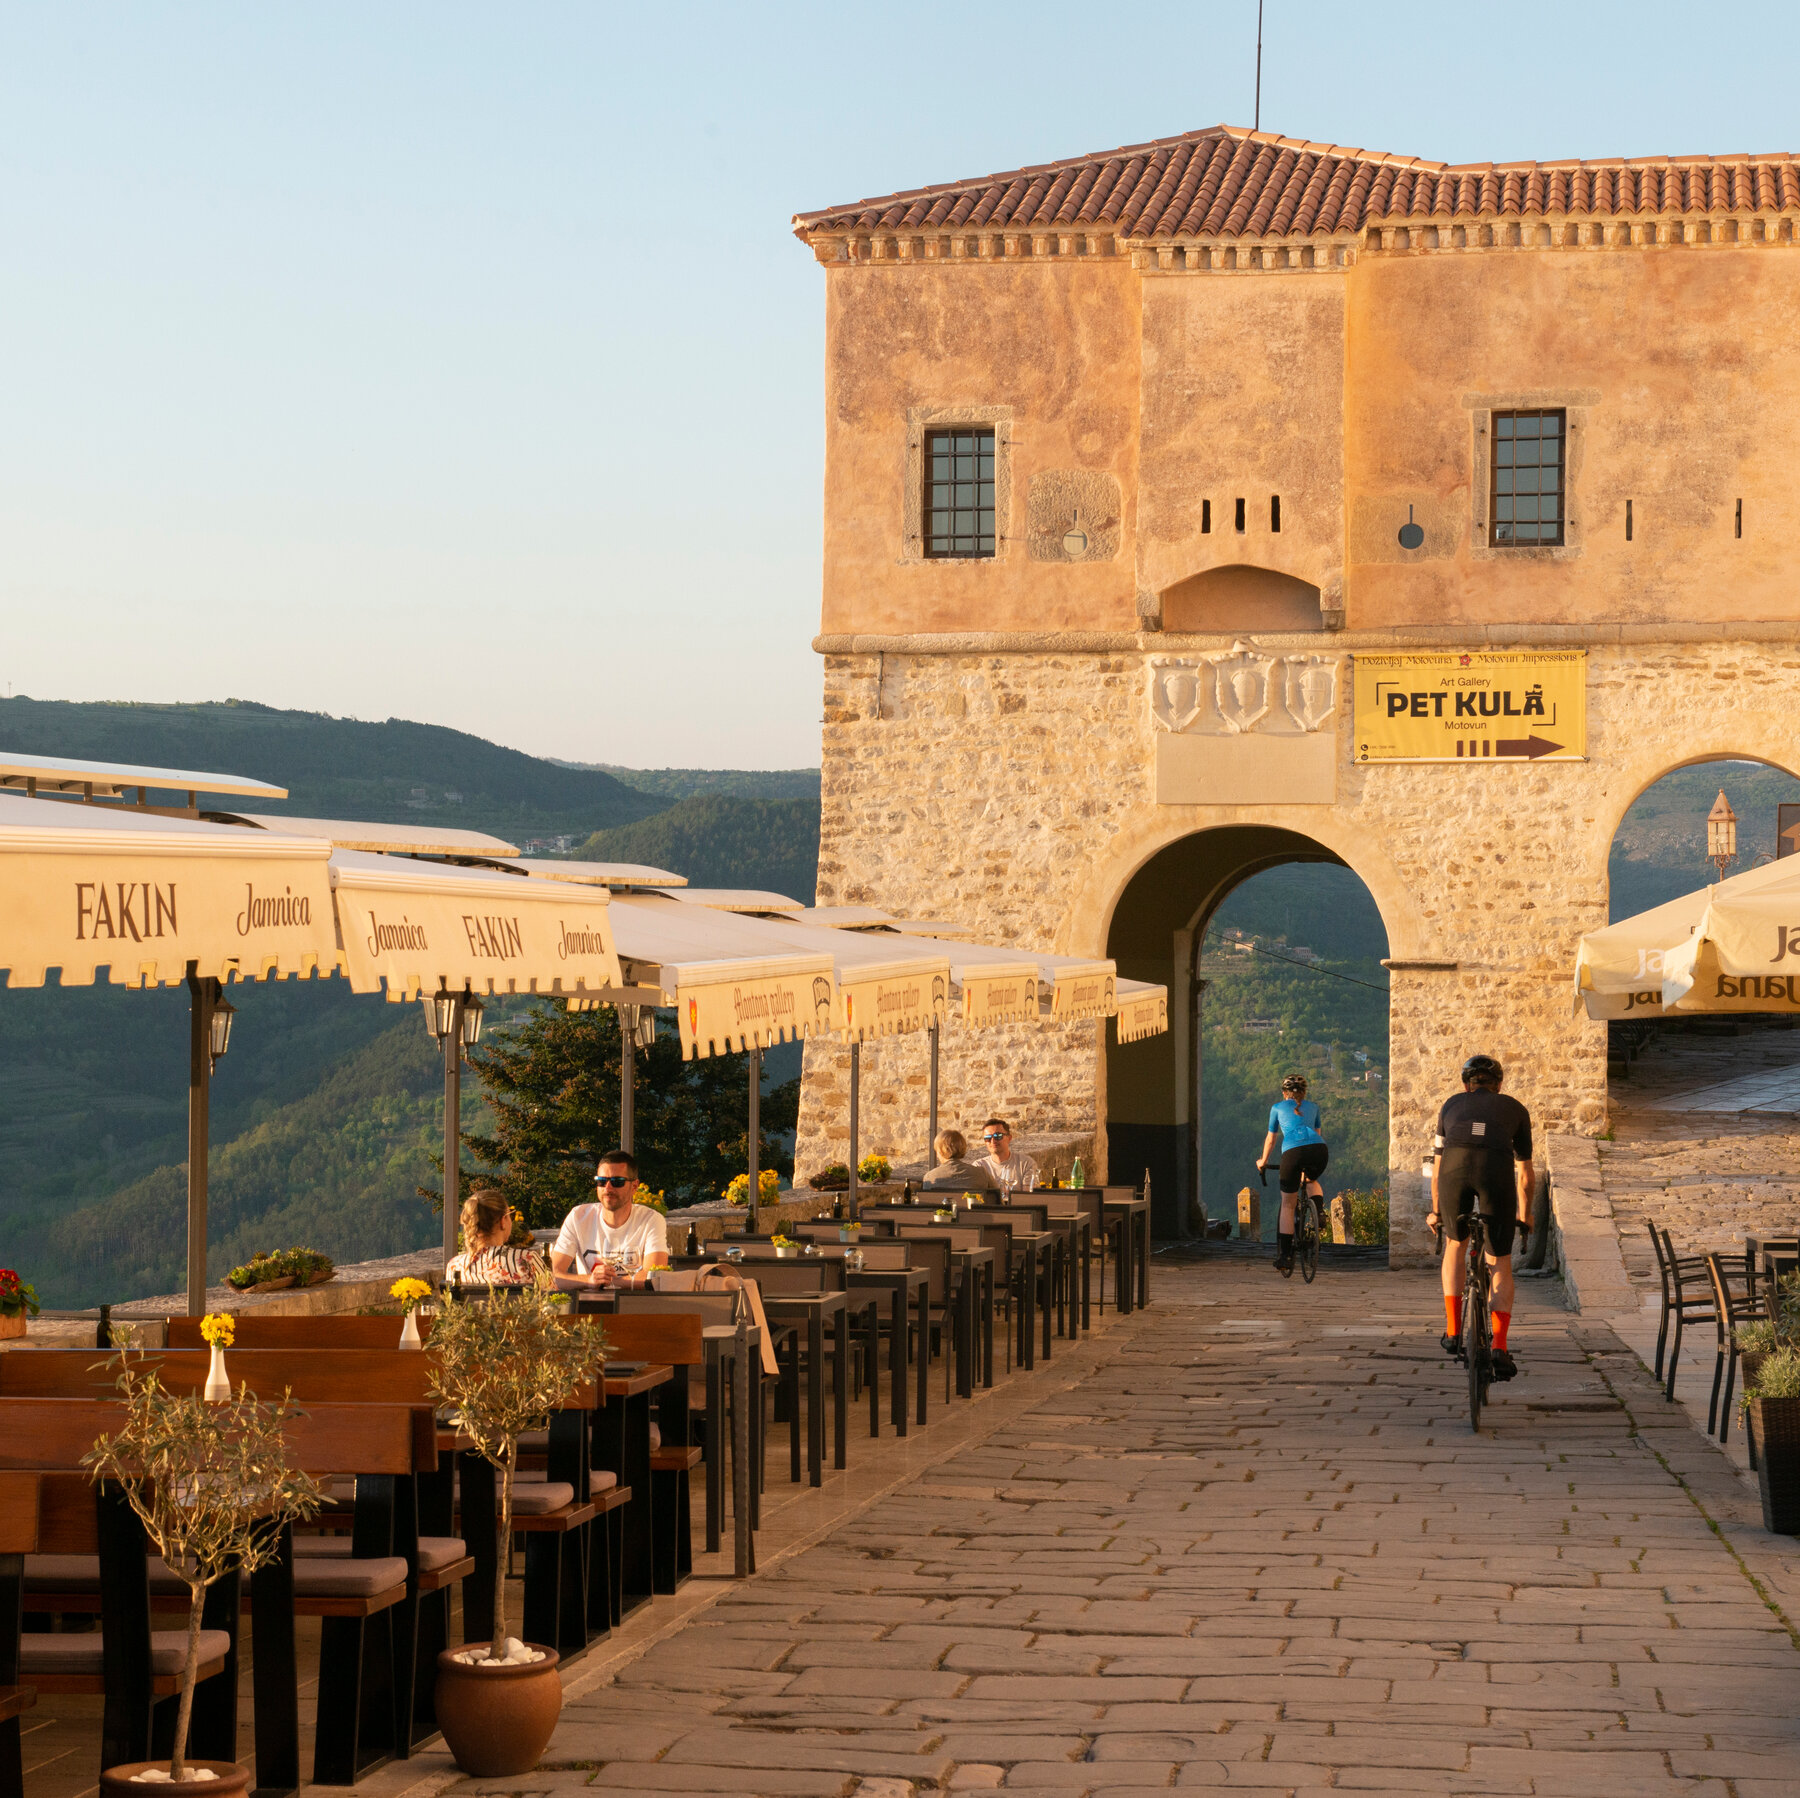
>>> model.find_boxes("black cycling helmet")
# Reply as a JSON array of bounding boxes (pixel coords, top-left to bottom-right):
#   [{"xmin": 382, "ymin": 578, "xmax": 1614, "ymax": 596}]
[
  {"xmin": 1280, "ymin": 1073, "xmax": 1307, "ymax": 1094},
  {"xmin": 1461, "ymin": 1053, "xmax": 1503, "ymax": 1089}
]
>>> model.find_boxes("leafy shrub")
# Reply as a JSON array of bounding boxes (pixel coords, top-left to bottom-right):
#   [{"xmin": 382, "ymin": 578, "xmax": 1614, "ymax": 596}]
[
  {"xmin": 226, "ymin": 1245, "xmax": 335, "ymax": 1290},
  {"xmin": 808, "ymin": 1164, "xmax": 850, "ymax": 1191},
  {"xmin": 1339, "ymin": 1189, "xmax": 1389, "ymax": 1245},
  {"xmin": 1747, "ymin": 1347, "xmax": 1800, "ymax": 1402}
]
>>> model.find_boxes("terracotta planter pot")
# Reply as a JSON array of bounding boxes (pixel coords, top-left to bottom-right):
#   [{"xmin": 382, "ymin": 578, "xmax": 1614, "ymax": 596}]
[
  {"xmin": 100, "ymin": 1761, "xmax": 249, "ymax": 1798},
  {"xmin": 434, "ymin": 1644, "xmax": 562, "ymax": 1775},
  {"xmin": 0, "ymin": 1312, "xmax": 26, "ymax": 1341}
]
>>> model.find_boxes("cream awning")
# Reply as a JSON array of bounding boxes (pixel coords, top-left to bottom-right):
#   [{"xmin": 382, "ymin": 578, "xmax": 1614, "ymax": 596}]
[
  {"xmin": 1115, "ymin": 979, "xmax": 1171, "ymax": 1042},
  {"xmin": 1574, "ymin": 856, "xmax": 1800, "ymax": 1019},
  {"xmin": 330, "ymin": 850, "xmax": 620, "ymax": 1001},
  {"xmin": 0, "ymin": 794, "xmax": 338, "ymax": 988},
  {"xmin": 959, "ymin": 960, "xmax": 1041, "ymax": 1026},
  {"xmin": 210, "ymin": 812, "xmax": 521, "ymax": 858},
  {"xmin": 603, "ymin": 892, "xmax": 836, "ymax": 1057},
  {"xmin": 0, "ymin": 751, "xmax": 287, "ymax": 802},
  {"xmin": 648, "ymin": 886, "xmax": 806, "ymax": 913},
  {"xmin": 484, "ymin": 857, "xmax": 687, "ymax": 887}
]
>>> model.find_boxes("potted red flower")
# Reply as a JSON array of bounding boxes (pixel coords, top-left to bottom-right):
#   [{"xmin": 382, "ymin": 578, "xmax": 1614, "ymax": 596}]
[{"xmin": 0, "ymin": 1268, "xmax": 39, "ymax": 1341}]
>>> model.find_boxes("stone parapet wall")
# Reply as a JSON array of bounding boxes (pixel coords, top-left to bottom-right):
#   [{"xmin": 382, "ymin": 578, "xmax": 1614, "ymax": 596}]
[{"xmin": 802, "ymin": 635, "xmax": 1800, "ymax": 1269}]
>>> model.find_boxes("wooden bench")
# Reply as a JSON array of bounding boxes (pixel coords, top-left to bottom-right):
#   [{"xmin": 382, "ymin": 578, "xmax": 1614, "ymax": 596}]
[
  {"xmin": 602, "ymin": 1313, "xmax": 706, "ymax": 1594},
  {"xmin": 166, "ymin": 1314, "xmax": 430, "ymax": 1350},
  {"xmin": 0, "ymin": 1394, "xmax": 439, "ymax": 1791}
]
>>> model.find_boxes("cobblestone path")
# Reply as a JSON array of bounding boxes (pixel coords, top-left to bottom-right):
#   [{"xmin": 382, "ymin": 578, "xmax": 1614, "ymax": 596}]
[{"xmin": 484, "ymin": 1263, "xmax": 1800, "ymax": 1797}]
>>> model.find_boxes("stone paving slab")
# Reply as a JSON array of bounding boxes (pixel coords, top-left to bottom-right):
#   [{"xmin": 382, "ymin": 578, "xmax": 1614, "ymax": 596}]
[{"xmin": 447, "ymin": 1260, "xmax": 1800, "ymax": 1796}]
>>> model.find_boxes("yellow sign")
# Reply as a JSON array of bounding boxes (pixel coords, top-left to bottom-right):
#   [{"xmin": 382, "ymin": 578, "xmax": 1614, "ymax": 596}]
[{"xmin": 1352, "ymin": 651, "xmax": 1586, "ymax": 764}]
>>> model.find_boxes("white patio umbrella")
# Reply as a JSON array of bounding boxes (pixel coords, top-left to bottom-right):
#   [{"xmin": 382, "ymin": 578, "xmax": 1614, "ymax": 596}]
[{"xmin": 1575, "ymin": 854, "xmax": 1800, "ymax": 1019}]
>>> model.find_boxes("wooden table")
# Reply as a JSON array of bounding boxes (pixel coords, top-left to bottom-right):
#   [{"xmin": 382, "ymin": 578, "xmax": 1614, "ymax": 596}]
[
  {"xmin": 847, "ymin": 1266, "xmax": 931, "ymax": 1430},
  {"xmin": 1747, "ymin": 1235, "xmax": 1800, "ymax": 1292},
  {"xmin": 760, "ymin": 1293, "xmax": 850, "ymax": 1485},
  {"xmin": 1104, "ymin": 1193, "xmax": 1152, "ymax": 1312}
]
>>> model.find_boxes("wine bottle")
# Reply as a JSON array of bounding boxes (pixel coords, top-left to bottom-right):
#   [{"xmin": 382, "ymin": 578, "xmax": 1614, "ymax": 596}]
[
  {"xmin": 902, "ymin": 1179, "xmax": 913, "ymax": 1204},
  {"xmin": 832, "ymin": 1191, "xmax": 845, "ymax": 1221},
  {"xmin": 685, "ymin": 1221, "xmax": 700, "ymax": 1259}
]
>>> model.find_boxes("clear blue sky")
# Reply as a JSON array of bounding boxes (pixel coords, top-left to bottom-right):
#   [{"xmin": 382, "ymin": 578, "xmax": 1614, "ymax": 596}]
[{"xmin": 2, "ymin": 2, "xmax": 1794, "ymax": 768}]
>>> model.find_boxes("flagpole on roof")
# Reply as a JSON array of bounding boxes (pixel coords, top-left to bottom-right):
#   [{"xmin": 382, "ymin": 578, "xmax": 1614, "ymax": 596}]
[{"xmin": 1254, "ymin": 0, "xmax": 1264, "ymax": 131}]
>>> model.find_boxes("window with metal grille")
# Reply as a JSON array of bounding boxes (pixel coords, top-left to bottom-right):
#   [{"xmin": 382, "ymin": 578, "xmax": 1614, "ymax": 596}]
[
  {"xmin": 923, "ymin": 429, "xmax": 996, "ymax": 558},
  {"xmin": 1490, "ymin": 410, "xmax": 1565, "ymax": 546}
]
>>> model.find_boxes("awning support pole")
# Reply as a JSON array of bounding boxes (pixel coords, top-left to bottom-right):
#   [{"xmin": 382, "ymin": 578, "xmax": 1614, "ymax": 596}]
[
  {"xmin": 442, "ymin": 996, "xmax": 463, "ymax": 1262},
  {"xmin": 927, "ymin": 1020, "xmax": 939, "ymax": 1165},
  {"xmin": 185, "ymin": 967, "xmax": 213, "ymax": 1318},
  {"xmin": 848, "ymin": 1041, "xmax": 860, "ymax": 1220},
  {"xmin": 619, "ymin": 1006, "xmax": 636, "ymax": 1155},
  {"xmin": 747, "ymin": 1045, "xmax": 761, "ymax": 1228}
]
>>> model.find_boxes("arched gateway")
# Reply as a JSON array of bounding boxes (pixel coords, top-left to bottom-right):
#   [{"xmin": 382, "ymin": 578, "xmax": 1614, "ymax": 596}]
[{"xmin": 786, "ymin": 123, "xmax": 1800, "ymax": 1266}]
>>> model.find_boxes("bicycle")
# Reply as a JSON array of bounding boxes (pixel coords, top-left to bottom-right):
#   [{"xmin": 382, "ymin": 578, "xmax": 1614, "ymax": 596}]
[
  {"xmin": 1459, "ymin": 1213, "xmax": 1495, "ymax": 1431},
  {"xmin": 1256, "ymin": 1164, "xmax": 1322, "ymax": 1282}
]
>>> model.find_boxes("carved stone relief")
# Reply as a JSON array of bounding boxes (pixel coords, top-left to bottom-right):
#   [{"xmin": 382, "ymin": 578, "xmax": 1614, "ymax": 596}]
[{"xmin": 1148, "ymin": 639, "xmax": 1341, "ymax": 735}]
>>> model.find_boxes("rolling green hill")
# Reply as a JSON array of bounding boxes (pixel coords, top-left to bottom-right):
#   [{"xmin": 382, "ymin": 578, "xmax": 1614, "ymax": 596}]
[
  {"xmin": 0, "ymin": 696, "xmax": 664, "ymax": 840},
  {"xmin": 579, "ymin": 795, "xmax": 822, "ymax": 903},
  {"xmin": 563, "ymin": 764, "xmax": 822, "ymax": 803}
]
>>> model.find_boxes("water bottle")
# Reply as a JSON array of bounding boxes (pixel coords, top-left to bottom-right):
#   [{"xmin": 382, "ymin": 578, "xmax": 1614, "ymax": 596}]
[{"xmin": 1070, "ymin": 1156, "xmax": 1085, "ymax": 1190}]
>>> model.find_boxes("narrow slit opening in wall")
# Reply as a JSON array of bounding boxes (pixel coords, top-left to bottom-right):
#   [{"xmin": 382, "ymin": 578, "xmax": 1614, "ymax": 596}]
[
  {"xmin": 1235, "ymin": 497, "xmax": 1246, "ymax": 533},
  {"xmin": 1202, "ymin": 499, "xmax": 1211, "ymax": 534},
  {"xmin": 1736, "ymin": 499, "xmax": 1743, "ymax": 539},
  {"xmin": 1270, "ymin": 495, "xmax": 1281, "ymax": 533},
  {"xmin": 1626, "ymin": 499, "xmax": 1633, "ymax": 542}
]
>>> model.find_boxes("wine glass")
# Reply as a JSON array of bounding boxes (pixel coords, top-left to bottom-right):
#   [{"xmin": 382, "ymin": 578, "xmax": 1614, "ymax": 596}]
[{"xmin": 617, "ymin": 1247, "xmax": 640, "ymax": 1285}]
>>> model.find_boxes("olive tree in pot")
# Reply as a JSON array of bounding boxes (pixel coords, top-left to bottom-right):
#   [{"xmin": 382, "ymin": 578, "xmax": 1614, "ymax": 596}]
[
  {"xmin": 82, "ymin": 1336, "xmax": 323, "ymax": 1795},
  {"xmin": 427, "ymin": 1274, "xmax": 598, "ymax": 1777}
]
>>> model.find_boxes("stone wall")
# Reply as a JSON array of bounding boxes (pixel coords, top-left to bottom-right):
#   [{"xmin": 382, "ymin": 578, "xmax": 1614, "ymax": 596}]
[{"xmin": 797, "ymin": 631, "xmax": 1800, "ymax": 1268}]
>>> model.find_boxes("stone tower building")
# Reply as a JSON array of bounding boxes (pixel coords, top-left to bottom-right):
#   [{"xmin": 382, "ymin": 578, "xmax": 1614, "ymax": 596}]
[{"xmin": 786, "ymin": 125, "xmax": 1800, "ymax": 1265}]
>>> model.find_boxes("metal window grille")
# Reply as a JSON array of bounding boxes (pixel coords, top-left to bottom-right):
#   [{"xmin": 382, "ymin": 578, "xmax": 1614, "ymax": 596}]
[
  {"xmin": 1490, "ymin": 410, "xmax": 1565, "ymax": 546},
  {"xmin": 923, "ymin": 429, "xmax": 996, "ymax": 558}
]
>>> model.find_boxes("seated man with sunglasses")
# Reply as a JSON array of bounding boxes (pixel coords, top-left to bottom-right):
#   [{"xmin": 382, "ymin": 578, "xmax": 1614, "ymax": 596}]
[
  {"xmin": 976, "ymin": 1118, "xmax": 1039, "ymax": 1196},
  {"xmin": 550, "ymin": 1148, "xmax": 670, "ymax": 1288}
]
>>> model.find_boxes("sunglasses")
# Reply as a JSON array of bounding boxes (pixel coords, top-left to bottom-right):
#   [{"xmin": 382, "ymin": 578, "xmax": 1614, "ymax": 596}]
[
  {"xmin": 595, "ymin": 1174, "xmax": 634, "ymax": 1189},
  {"xmin": 982, "ymin": 1133, "xmax": 1007, "ymax": 1142}
]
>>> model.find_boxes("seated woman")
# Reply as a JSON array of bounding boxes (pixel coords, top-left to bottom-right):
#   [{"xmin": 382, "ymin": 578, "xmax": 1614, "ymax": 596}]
[
  {"xmin": 445, "ymin": 1186, "xmax": 546, "ymax": 1287},
  {"xmin": 922, "ymin": 1129, "xmax": 999, "ymax": 1193}
]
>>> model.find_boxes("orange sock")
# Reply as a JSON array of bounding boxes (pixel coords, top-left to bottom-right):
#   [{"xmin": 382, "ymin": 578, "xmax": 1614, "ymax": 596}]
[
  {"xmin": 1493, "ymin": 1309, "xmax": 1511, "ymax": 1351},
  {"xmin": 1445, "ymin": 1295, "xmax": 1462, "ymax": 1336}
]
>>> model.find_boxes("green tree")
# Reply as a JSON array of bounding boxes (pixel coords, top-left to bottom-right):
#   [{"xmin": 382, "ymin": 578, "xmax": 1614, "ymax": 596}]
[{"xmin": 457, "ymin": 1003, "xmax": 798, "ymax": 1226}]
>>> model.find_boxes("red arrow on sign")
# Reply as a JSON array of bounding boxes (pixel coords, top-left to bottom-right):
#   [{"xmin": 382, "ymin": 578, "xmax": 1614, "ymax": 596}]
[{"xmin": 1496, "ymin": 735, "xmax": 1564, "ymax": 759}]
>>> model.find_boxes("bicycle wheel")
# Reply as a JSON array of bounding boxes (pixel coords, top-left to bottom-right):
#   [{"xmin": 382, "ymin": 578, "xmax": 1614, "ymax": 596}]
[
  {"xmin": 1462, "ymin": 1219, "xmax": 1492, "ymax": 1432},
  {"xmin": 1299, "ymin": 1195, "xmax": 1320, "ymax": 1283}
]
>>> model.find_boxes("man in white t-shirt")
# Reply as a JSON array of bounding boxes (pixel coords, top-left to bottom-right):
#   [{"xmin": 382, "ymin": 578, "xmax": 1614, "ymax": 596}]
[
  {"xmin": 551, "ymin": 1149, "xmax": 670, "ymax": 1288},
  {"xmin": 976, "ymin": 1117, "xmax": 1039, "ymax": 1196}
]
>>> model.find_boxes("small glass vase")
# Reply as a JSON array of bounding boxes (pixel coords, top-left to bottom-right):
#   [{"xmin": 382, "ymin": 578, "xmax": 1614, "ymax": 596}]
[
  {"xmin": 399, "ymin": 1309, "xmax": 423, "ymax": 1350},
  {"xmin": 204, "ymin": 1342, "xmax": 230, "ymax": 1401}
]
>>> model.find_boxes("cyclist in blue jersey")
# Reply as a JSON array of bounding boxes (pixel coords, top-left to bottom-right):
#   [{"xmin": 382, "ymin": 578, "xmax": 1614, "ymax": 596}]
[{"xmin": 1256, "ymin": 1073, "xmax": 1329, "ymax": 1276}]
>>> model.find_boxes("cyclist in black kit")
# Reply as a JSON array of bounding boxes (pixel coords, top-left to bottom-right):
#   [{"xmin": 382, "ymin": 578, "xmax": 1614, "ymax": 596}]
[{"xmin": 1430, "ymin": 1054, "xmax": 1534, "ymax": 1382}]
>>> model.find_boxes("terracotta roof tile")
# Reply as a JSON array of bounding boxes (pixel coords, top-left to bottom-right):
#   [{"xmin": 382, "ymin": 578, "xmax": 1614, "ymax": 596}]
[{"xmin": 793, "ymin": 125, "xmax": 1800, "ymax": 242}]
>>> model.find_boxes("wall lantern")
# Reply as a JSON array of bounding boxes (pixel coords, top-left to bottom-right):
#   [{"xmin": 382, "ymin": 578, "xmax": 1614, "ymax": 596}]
[
  {"xmin": 460, "ymin": 992, "xmax": 486, "ymax": 1049},
  {"xmin": 208, "ymin": 994, "xmax": 236, "ymax": 1068},
  {"xmin": 1707, "ymin": 789, "xmax": 1738, "ymax": 881}
]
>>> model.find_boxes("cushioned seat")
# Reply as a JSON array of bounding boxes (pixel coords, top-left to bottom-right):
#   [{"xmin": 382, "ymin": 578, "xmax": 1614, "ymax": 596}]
[
  {"xmin": 518, "ymin": 1429, "xmax": 550, "ymax": 1449},
  {"xmin": 294, "ymin": 1534, "xmax": 467, "ymax": 1572},
  {"xmin": 649, "ymin": 1422, "xmax": 662, "ymax": 1450},
  {"xmin": 24, "ymin": 1553, "xmax": 186, "ymax": 1595},
  {"xmin": 21, "ymin": 1629, "xmax": 231, "ymax": 1680},
  {"xmin": 590, "ymin": 1470, "xmax": 617, "ymax": 1495},
  {"xmin": 290, "ymin": 1555, "xmax": 408, "ymax": 1599},
  {"xmin": 507, "ymin": 1482, "xmax": 574, "ymax": 1514}
]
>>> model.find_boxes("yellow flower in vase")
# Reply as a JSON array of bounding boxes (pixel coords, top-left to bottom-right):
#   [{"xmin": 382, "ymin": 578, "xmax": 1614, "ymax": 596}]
[
  {"xmin": 390, "ymin": 1277, "xmax": 433, "ymax": 1314},
  {"xmin": 199, "ymin": 1313, "xmax": 235, "ymax": 1349}
]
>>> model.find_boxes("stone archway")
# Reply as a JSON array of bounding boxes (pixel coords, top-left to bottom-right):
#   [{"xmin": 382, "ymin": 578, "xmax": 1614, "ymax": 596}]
[{"xmin": 1100, "ymin": 823, "xmax": 1395, "ymax": 1242}]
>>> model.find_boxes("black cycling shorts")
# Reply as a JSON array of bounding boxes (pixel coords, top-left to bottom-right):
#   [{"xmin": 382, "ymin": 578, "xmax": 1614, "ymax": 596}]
[
  {"xmin": 1436, "ymin": 1147, "xmax": 1522, "ymax": 1255},
  {"xmin": 1279, "ymin": 1143, "xmax": 1329, "ymax": 1194}
]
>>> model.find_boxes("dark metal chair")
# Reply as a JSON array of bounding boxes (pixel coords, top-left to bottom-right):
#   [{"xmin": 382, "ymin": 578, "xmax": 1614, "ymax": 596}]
[
  {"xmin": 1704, "ymin": 1250, "xmax": 1768, "ymax": 1449},
  {"xmin": 1654, "ymin": 1226, "xmax": 1717, "ymax": 1401}
]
